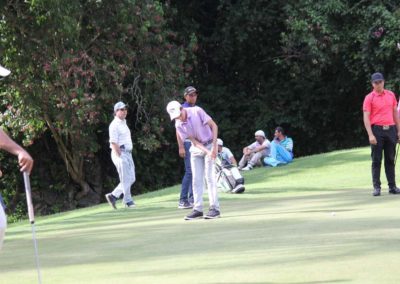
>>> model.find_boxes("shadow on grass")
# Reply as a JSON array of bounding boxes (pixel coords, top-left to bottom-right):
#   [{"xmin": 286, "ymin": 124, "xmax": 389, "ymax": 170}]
[{"xmin": 206, "ymin": 281, "xmax": 350, "ymax": 284}]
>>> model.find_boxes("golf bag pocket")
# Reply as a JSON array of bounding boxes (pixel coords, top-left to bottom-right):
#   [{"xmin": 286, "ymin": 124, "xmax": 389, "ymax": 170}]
[{"xmin": 216, "ymin": 166, "xmax": 245, "ymax": 194}]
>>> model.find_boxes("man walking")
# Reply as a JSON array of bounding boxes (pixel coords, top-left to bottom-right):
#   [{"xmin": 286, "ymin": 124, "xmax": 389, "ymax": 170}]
[
  {"xmin": 105, "ymin": 102, "xmax": 136, "ymax": 208},
  {"xmin": 166, "ymin": 101, "xmax": 220, "ymax": 220},
  {"xmin": 0, "ymin": 64, "xmax": 34, "ymax": 250},
  {"xmin": 176, "ymin": 86, "xmax": 198, "ymax": 209},
  {"xmin": 363, "ymin": 72, "xmax": 400, "ymax": 196}
]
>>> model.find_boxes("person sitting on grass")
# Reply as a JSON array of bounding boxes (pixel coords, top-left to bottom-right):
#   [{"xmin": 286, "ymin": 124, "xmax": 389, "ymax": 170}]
[
  {"xmin": 217, "ymin": 138, "xmax": 237, "ymax": 167},
  {"xmin": 238, "ymin": 130, "xmax": 270, "ymax": 171},
  {"xmin": 264, "ymin": 126, "xmax": 294, "ymax": 167}
]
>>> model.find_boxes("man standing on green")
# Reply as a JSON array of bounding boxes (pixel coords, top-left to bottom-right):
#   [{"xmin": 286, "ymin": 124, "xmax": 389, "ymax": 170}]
[
  {"xmin": 363, "ymin": 72, "xmax": 400, "ymax": 196},
  {"xmin": 0, "ymin": 64, "xmax": 34, "ymax": 250}
]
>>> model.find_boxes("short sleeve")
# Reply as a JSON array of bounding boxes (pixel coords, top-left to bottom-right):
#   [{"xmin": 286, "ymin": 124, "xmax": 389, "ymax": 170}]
[
  {"xmin": 224, "ymin": 148, "xmax": 234, "ymax": 158},
  {"xmin": 109, "ymin": 122, "xmax": 119, "ymax": 144},
  {"xmin": 263, "ymin": 139, "xmax": 271, "ymax": 148},
  {"xmin": 197, "ymin": 107, "xmax": 212, "ymax": 125}
]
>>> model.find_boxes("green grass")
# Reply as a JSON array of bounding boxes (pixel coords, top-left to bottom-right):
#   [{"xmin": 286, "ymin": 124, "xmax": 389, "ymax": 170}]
[{"xmin": 1, "ymin": 147, "xmax": 400, "ymax": 284}]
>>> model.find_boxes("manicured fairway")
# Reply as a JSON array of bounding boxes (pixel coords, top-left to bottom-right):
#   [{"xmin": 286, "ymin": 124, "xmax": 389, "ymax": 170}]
[{"xmin": 1, "ymin": 147, "xmax": 400, "ymax": 284}]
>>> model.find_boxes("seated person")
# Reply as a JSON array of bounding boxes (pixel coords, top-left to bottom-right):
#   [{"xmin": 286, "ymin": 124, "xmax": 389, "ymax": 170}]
[
  {"xmin": 238, "ymin": 130, "xmax": 271, "ymax": 171},
  {"xmin": 215, "ymin": 138, "xmax": 245, "ymax": 193},
  {"xmin": 217, "ymin": 138, "xmax": 237, "ymax": 167},
  {"xmin": 264, "ymin": 126, "xmax": 294, "ymax": 167}
]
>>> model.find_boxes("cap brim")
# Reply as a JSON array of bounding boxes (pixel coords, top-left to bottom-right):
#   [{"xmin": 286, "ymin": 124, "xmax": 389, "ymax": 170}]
[
  {"xmin": 169, "ymin": 111, "xmax": 181, "ymax": 121},
  {"xmin": 0, "ymin": 65, "xmax": 11, "ymax": 77}
]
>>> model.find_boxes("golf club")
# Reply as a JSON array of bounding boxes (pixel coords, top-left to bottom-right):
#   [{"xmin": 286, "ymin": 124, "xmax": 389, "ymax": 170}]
[
  {"xmin": 395, "ymin": 143, "xmax": 400, "ymax": 167},
  {"xmin": 23, "ymin": 172, "xmax": 42, "ymax": 284}
]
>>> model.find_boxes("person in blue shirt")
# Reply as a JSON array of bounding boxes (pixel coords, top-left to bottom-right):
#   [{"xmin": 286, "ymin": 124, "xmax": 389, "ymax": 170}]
[
  {"xmin": 264, "ymin": 126, "xmax": 294, "ymax": 167},
  {"xmin": 176, "ymin": 86, "xmax": 198, "ymax": 209}
]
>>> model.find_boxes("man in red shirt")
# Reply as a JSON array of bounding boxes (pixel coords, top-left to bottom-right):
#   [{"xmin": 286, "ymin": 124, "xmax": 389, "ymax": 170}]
[{"xmin": 363, "ymin": 72, "xmax": 400, "ymax": 196}]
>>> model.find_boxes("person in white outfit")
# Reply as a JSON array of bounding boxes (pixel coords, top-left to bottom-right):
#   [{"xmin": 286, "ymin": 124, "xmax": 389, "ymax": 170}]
[
  {"xmin": 238, "ymin": 130, "xmax": 271, "ymax": 171},
  {"xmin": 105, "ymin": 102, "xmax": 136, "ymax": 209},
  {"xmin": 0, "ymin": 64, "xmax": 34, "ymax": 250}
]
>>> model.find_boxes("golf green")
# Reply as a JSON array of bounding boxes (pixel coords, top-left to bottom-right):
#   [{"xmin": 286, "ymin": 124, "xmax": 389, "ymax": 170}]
[{"xmin": 1, "ymin": 147, "xmax": 400, "ymax": 284}]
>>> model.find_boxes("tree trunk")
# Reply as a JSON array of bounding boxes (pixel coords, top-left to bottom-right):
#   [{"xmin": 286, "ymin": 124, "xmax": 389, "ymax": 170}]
[{"xmin": 44, "ymin": 114, "xmax": 95, "ymax": 201}]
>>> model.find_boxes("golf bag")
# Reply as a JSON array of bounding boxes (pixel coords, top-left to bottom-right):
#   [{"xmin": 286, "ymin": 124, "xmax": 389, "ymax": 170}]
[{"xmin": 215, "ymin": 157, "xmax": 245, "ymax": 194}]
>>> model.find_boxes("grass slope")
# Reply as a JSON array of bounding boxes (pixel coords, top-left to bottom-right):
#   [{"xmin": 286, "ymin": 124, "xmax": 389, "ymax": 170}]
[{"xmin": 1, "ymin": 147, "xmax": 400, "ymax": 284}]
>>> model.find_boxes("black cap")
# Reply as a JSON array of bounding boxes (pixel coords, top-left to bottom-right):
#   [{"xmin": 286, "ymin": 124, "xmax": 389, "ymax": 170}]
[
  {"xmin": 371, "ymin": 72, "xmax": 384, "ymax": 82},
  {"xmin": 184, "ymin": 86, "xmax": 197, "ymax": 96}
]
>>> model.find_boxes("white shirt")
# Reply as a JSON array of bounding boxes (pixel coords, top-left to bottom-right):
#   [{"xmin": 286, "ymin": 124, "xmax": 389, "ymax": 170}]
[
  {"xmin": 248, "ymin": 139, "xmax": 271, "ymax": 156},
  {"xmin": 109, "ymin": 117, "xmax": 133, "ymax": 151}
]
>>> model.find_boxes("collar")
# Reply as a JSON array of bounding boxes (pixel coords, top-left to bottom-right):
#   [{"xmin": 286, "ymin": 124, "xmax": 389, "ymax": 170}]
[
  {"xmin": 372, "ymin": 89, "xmax": 387, "ymax": 96},
  {"xmin": 182, "ymin": 102, "xmax": 195, "ymax": 107},
  {"xmin": 114, "ymin": 116, "xmax": 126, "ymax": 123}
]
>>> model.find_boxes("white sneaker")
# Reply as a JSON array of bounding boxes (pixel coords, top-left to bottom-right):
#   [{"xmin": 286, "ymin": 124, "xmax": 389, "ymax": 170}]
[
  {"xmin": 241, "ymin": 165, "xmax": 252, "ymax": 171},
  {"xmin": 125, "ymin": 201, "xmax": 136, "ymax": 209}
]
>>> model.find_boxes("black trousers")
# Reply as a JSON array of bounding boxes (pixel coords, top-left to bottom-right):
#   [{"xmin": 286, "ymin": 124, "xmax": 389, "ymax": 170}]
[{"xmin": 371, "ymin": 125, "xmax": 397, "ymax": 188}]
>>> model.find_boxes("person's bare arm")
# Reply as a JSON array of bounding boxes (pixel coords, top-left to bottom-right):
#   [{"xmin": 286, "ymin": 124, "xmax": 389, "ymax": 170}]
[
  {"xmin": 189, "ymin": 138, "xmax": 211, "ymax": 155},
  {"xmin": 206, "ymin": 119, "xmax": 218, "ymax": 159},
  {"xmin": 176, "ymin": 130, "xmax": 185, "ymax": 158},
  {"xmin": 110, "ymin": 142, "xmax": 121, "ymax": 157},
  {"xmin": 0, "ymin": 129, "xmax": 33, "ymax": 173},
  {"xmin": 252, "ymin": 143, "xmax": 268, "ymax": 153},
  {"xmin": 230, "ymin": 156, "xmax": 237, "ymax": 166},
  {"xmin": 363, "ymin": 111, "xmax": 377, "ymax": 145},
  {"xmin": 393, "ymin": 107, "xmax": 400, "ymax": 142}
]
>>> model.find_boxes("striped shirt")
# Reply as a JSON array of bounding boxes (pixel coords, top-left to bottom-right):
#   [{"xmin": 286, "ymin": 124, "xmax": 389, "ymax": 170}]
[{"xmin": 278, "ymin": 137, "xmax": 293, "ymax": 152}]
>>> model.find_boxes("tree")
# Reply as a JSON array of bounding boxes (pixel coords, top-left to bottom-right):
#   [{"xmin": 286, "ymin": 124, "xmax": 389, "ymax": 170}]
[{"xmin": 0, "ymin": 0, "xmax": 190, "ymax": 206}]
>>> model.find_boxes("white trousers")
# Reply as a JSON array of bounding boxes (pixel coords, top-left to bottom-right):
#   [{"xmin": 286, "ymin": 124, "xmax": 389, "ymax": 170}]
[
  {"xmin": 0, "ymin": 205, "xmax": 6, "ymax": 250},
  {"xmin": 190, "ymin": 144, "xmax": 220, "ymax": 212},
  {"xmin": 111, "ymin": 151, "xmax": 136, "ymax": 204}
]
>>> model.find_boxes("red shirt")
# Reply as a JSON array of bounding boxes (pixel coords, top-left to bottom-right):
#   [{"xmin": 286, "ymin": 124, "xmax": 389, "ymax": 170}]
[{"xmin": 363, "ymin": 89, "xmax": 397, "ymax": 126}]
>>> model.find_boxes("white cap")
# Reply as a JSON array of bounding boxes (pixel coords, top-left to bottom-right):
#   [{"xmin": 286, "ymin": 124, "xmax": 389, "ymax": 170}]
[
  {"xmin": 0, "ymin": 65, "xmax": 11, "ymax": 77},
  {"xmin": 114, "ymin": 101, "xmax": 127, "ymax": 112},
  {"xmin": 255, "ymin": 130, "xmax": 266, "ymax": 138},
  {"xmin": 166, "ymin": 101, "xmax": 182, "ymax": 120},
  {"xmin": 217, "ymin": 138, "xmax": 223, "ymax": 146}
]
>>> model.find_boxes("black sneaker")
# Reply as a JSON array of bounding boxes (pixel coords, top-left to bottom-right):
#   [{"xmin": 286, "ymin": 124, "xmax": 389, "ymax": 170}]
[
  {"xmin": 372, "ymin": 187, "xmax": 381, "ymax": 196},
  {"xmin": 389, "ymin": 187, "xmax": 400, "ymax": 194},
  {"xmin": 204, "ymin": 208, "xmax": 221, "ymax": 219},
  {"xmin": 178, "ymin": 201, "xmax": 193, "ymax": 209},
  {"xmin": 184, "ymin": 210, "xmax": 203, "ymax": 220},
  {"xmin": 105, "ymin": 193, "xmax": 117, "ymax": 209},
  {"xmin": 232, "ymin": 184, "xmax": 245, "ymax": 194}
]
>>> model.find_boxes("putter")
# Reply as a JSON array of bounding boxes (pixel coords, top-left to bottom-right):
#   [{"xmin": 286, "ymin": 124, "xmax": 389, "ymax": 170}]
[
  {"xmin": 23, "ymin": 172, "xmax": 42, "ymax": 284},
  {"xmin": 396, "ymin": 143, "xmax": 400, "ymax": 167}
]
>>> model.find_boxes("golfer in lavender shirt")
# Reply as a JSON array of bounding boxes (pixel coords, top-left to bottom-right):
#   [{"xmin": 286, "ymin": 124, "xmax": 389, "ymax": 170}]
[{"xmin": 167, "ymin": 101, "xmax": 220, "ymax": 220}]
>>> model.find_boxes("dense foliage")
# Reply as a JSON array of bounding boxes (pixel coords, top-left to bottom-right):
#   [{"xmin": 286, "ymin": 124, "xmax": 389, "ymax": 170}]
[
  {"xmin": 1, "ymin": 0, "xmax": 400, "ymax": 219},
  {"xmin": 172, "ymin": 0, "xmax": 400, "ymax": 158}
]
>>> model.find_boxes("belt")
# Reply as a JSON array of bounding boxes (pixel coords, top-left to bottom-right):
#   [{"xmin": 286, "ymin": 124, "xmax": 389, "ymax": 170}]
[
  {"xmin": 120, "ymin": 145, "xmax": 132, "ymax": 153},
  {"xmin": 203, "ymin": 140, "xmax": 213, "ymax": 146},
  {"xmin": 372, "ymin": 125, "xmax": 395, "ymax": 130}
]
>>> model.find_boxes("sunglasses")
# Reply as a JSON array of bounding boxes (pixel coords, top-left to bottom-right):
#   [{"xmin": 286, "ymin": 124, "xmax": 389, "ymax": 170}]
[
  {"xmin": 373, "ymin": 80, "xmax": 383, "ymax": 85},
  {"xmin": 188, "ymin": 93, "xmax": 198, "ymax": 97},
  {"xmin": 118, "ymin": 108, "xmax": 127, "ymax": 111}
]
